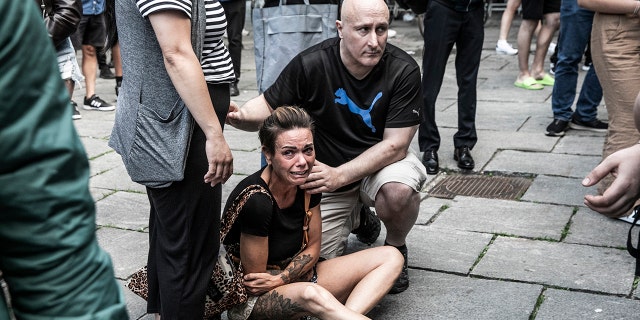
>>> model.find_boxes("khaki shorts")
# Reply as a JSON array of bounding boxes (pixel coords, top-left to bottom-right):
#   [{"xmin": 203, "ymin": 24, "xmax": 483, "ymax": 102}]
[{"xmin": 319, "ymin": 150, "xmax": 427, "ymax": 258}]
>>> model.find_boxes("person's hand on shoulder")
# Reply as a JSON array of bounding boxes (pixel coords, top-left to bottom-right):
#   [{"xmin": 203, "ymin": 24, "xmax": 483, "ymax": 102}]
[
  {"xmin": 226, "ymin": 100, "xmax": 241, "ymax": 128},
  {"xmin": 582, "ymin": 143, "xmax": 640, "ymax": 217}
]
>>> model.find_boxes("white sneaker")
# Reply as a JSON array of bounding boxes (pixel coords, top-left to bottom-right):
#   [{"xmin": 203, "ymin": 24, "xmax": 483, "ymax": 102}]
[
  {"xmin": 496, "ymin": 41, "xmax": 517, "ymax": 55},
  {"xmin": 548, "ymin": 42, "xmax": 557, "ymax": 55},
  {"xmin": 388, "ymin": 29, "xmax": 397, "ymax": 38}
]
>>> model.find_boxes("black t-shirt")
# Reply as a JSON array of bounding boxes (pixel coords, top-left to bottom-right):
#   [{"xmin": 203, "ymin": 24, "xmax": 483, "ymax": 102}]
[
  {"xmin": 223, "ymin": 168, "xmax": 322, "ymax": 263},
  {"xmin": 263, "ymin": 37, "xmax": 422, "ymax": 171}
]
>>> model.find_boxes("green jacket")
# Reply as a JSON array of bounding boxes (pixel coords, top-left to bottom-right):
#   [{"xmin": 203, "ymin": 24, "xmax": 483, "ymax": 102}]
[{"xmin": 0, "ymin": 1, "xmax": 128, "ymax": 319}]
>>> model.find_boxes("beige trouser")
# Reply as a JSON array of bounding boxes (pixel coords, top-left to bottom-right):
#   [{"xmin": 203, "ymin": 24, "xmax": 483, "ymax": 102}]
[
  {"xmin": 591, "ymin": 12, "xmax": 640, "ymax": 212},
  {"xmin": 319, "ymin": 151, "xmax": 427, "ymax": 259}
]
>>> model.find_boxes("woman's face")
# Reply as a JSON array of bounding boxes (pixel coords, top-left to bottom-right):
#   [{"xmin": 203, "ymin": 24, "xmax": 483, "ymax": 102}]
[{"xmin": 265, "ymin": 128, "xmax": 315, "ymax": 186}]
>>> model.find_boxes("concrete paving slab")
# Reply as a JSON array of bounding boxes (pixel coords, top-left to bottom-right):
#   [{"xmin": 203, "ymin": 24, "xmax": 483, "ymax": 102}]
[
  {"xmin": 368, "ymin": 269, "xmax": 543, "ymax": 320},
  {"xmin": 228, "ymin": 149, "xmax": 262, "ymax": 176},
  {"xmin": 73, "ymin": 114, "xmax": 116, "ymax": 139},
  {"xmin": 565, "ymin": 207, "xmax": 631, "ymax": 249},
  {"xmin": 522, "ymin": 175, "xmax": 598, "ymax": 206},
  {"xmin": 88, "ymin": 149, "xmax": 121, "ymax": 177},
  {"xmin": 406, "ymin": 225, "xmax": 493, "ymax": 273},
  {"xmin": 96, "ymin": 227, "xmax": 148, "ymax": 279},
  {"xmin": 224, "ymin": 127, "xmax": 260, "ymax": 152},
  {"xmin": 484, "ymin": 150, "xmax": 601, "ymax": 178},
  {"xmin": 536, "ymin": 288, "xmax": 640, "ymax": 320},
  {"xmin": 95, "ymin": 191, "xmax": 149, "ymax": 231},
  {"xmin": 415, "ymin": 196, "xmax": 451, "ymax": 225},
  {"xmin": 553, "ymin": 135, "xmax": 605, "ymax": 156},
  {"xmin": 90, "ymin": 163, "xmax": 147, "ymax": 193},
  {"xmin": 473, "ymin": 237, "xmax": 635, "ymax": 295},
  {"xmin": 429, "ymin": 196, "xmax": 571, "ymax": 240},
  {"xmin": 80, "ymin": 136, "xmax": 113, "ymax": 159}
]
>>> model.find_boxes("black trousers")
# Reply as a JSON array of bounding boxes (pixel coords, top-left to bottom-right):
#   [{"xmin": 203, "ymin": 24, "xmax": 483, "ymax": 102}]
[
  {"xmin": 220, "ymin": 0, "xmax": 246, "ymax": 82},
  {"xmin": 418, "ymin": 0, "xmax": 484, "ymax": 152},
  {"xmin": 146, "ymin": 83, "xmax": 229, "ymax": 319}
]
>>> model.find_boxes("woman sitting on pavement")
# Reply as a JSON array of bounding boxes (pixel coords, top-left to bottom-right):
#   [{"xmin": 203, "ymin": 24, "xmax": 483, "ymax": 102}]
[{"xmin": 224, "ymin": 106, "xmax": 404, "ymax": 320}]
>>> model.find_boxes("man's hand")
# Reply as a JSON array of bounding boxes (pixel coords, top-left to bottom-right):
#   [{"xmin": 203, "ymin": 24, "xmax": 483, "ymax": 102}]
[
  {"xmin": 203, "ymin": 135, "xmax": 233, "ymax": 187},
  {"xmin": 225, "ymin": 101, "xmax": 241, "ymax": 128},
  {"xmin": 301, "ymin": 160, "xmax": 345, "ymax": 193},
  {"xmin": 582, "ymin": 144, "xmax": 640, "ymax": 217},
  {"xmin": 242, "ymin": 272, "xmax": 285, "ymax": 296}
]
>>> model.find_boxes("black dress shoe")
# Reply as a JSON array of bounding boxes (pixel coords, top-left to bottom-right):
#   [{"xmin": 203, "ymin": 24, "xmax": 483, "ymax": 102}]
[
  {"xmin": 230, "ymin": 82, "xmax": 240, "ymax": 96},
  {"xmin": 454, "ymin": 146, "xmax": 474, "ymax": 170},
  {"xmin": 421, "ymin": 150, "xmax": 439, "ymax": 175}
]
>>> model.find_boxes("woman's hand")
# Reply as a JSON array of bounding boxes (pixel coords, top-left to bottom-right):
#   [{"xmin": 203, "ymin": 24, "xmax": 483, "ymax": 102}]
[
  {"xmin": 203, "ymin": 134, "xmax": 233, "ymax": 186},
  {"xmin": 242, "ymin": 272, "xmax": 285, "ymax": 296}
]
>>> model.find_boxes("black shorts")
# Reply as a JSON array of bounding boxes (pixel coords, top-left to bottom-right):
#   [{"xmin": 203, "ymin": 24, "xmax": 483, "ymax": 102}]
[
  {"xmin": 521, "ymin": 0, "xmax": 560, "ymax": 20},
  {"xmin": 71, "ymin": 13, "xmax": 107, "ymax": 49}
]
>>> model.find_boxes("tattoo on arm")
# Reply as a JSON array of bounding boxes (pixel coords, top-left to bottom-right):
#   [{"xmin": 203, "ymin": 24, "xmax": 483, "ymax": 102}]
[
  {"xmin": 280, "ymin": 254, "xmax": 313, "ymax": 284},
  {"xmin": 252, "ymin": 291, "xmax": 306, "ymax": 320}
]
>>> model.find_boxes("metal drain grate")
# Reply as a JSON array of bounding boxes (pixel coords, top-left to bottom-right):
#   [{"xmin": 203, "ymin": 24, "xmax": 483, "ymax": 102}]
[{"xmin": 428, "ymin": 174, "xmax": 532, "ymax": 200}]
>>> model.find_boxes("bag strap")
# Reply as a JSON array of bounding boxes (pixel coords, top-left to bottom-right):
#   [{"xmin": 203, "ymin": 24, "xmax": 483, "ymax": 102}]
[
  {"xmin": 301, "ymin": 192, "xmax": 312, "ymax": 250},
  {"xmin": 220, "ymin": 184, "xmax": 272, "ymax": 242},
  {"xmin": 626, "ymin": 206, "xmax": 640, "ymax": 276}
]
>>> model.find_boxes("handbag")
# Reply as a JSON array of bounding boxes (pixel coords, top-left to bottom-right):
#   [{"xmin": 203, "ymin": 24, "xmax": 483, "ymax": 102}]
[
  {"xmin": 626, "ymin": 205, "xmax": 640, "ymax": 276},
  {"xmin": 252, "ymin": 0, "xmax": 338, "ymax": 93},
  {"xmin": 126, "ymin": 184, "xmax": 273, "ymax": 317}
]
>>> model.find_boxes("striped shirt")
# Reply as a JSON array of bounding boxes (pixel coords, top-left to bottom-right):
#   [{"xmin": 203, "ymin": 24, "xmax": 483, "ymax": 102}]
[{"xmin": 136, "ymin": 0, "xmax": 235, "ymax": 83}]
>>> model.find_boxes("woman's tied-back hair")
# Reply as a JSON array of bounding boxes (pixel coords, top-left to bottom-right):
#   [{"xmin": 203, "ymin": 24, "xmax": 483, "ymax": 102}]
[{"xmin": 259, "ymin": 106, "xmax": 314, "ymax": 154}]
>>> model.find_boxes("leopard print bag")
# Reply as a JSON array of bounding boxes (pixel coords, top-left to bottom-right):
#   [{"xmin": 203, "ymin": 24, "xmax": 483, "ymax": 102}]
[{"xmin": 126, "ymin": 184, "xmax": 272, "ymax": 318}]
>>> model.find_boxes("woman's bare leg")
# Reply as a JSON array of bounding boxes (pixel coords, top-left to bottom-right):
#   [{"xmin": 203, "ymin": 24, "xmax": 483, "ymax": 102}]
[
  {"xmin": 315, "ymin": 246, "xmax": 403, "ymax": 315},
  {"xmin": 531, "ymin": 12, "xmax": 560, "ymax": 79},
  {"xmin": 249, "ymin": 283, "xmax": 369, "ymax": 320}
]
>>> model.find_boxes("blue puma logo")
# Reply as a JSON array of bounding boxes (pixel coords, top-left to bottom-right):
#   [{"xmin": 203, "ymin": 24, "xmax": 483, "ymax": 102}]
[{"xmin": 334, "ymin": 88, "xmax": 381, "ymax": 133}]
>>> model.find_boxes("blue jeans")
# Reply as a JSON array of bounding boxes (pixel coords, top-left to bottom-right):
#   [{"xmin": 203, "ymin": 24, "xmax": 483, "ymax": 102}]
[{"xmin": 551, "ymin": 0, "xmax": 603, "ymax": 122}]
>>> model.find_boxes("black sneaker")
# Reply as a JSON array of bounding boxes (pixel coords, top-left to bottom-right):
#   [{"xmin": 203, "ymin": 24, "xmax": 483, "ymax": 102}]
[
  {"xmin": 569, "ymin": 115, "xmax": 608, "ymax": 132},
  {"xmin": 99, "ymin": 66, "xmax": 115, "ymax": 79},
  {"xmin": 389, "ymin": 247, "xmax": 409, "ymax": 294},
  {"xmin": 351, "ymin": 206, "xmax": 381, "ymax": 245},
  {"xmin": 71, "ymin": 101, "xmax": 82, "ymax": 120},
  {"xmin": 83, "ymin": 94, "xmax": 115, "ymax": 111},
  {"xmin": 545, "ymin": 119, "xmax": 569, "ymax": 136}
]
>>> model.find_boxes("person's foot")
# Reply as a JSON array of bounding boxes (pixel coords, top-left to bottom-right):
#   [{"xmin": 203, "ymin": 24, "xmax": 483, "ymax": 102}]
[
  {"xmin": 389, "ymin": 246, "xmax": 409, "ymax": 294},
  {"xmin": 582, "ymin": 62, "xmax": 592, "ymax": 71},
  {"xmin": 569, "ymin": 115, "xmax": 608, "ymax": 132},
  {"xmin": 83, "ymin": 94, "xmax": 115, "ymax": 111},
  {"xmin": 545, "ymin": 119, "xmax": 569, "ymax": 136},
  {"xmin": 99, "ymin": 66, "xmax": 115, "ymax": 79},
  {"xmin": 453, "ymin": 146, "xmax": 474, "ymax": 170},
  {"xmin": 421, "ymin": 150, "xmax": 439, "ymax": 175},
  {"xmin": 388, "ymin": 29, "xmax": 397, "ymax": 38},
  {"xmin": 230, "ymin": 82, "xmax": 240, "ymax": 97},
  {"xmin": 351, "ymin": 206, "xmax": 381, "ymax": 245},
  {"xmin": 495, "ymin": 40, "xmax": 518, "ymax": 55},
  {"xmin": 71, "ymin": 101, "xmax": 82, "ymax": 120}
]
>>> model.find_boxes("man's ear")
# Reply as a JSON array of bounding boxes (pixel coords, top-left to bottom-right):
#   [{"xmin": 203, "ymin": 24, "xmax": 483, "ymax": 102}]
[{"xmin": 336, "ymin": 20, "xmax": 343, "ymax": 38}]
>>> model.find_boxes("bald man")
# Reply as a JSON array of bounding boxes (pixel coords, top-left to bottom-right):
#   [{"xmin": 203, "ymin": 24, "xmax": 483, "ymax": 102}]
[{"xmin": 228, "ymin": 0, "xmax": 426, "ymax": 294}]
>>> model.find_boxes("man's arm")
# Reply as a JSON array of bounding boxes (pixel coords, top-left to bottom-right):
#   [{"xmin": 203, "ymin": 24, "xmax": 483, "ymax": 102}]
[
  {"xmin": 227, "ymin": 94, "xmax": 274, "ymax": 131},
  {"xmin": 578, "ymin": 0, "xmax": 638, "ymax": 14},
  {"xmin": 302, "ymin": 125, "xmax": 418, "ymax": 193}
]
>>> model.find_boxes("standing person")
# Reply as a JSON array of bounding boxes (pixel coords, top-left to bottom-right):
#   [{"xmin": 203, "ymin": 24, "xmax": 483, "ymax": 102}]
[
  {"xmin": 578, "ymin": 0, "xmax": 640, "ymax": 219},
  {"xmin": 72, "ymin": 0, "xmax": 116, "ymax": 111},
  {"xmin": 109, "ymin": 0, "xmax": 235, "ymax": 317},
  {"xmin": 224, "ymin": 106, "xmax": 403, "ymax": 319},
  {"xmin": 544, "ymin": 0, "xmax": 607, "ymax": 136},
  {"xmin": 496, "ymin": 0, "xmax": 521, "ymax": 55},
  {"xmin": 228, "ymin": 0, "xmax": 427, "ymax": 294},
  {"xmin": 419, "ymin": 0, "xmax": 484, "ymax": 174},
  {"xmin": 513, "ymin": 0, "xmax": 560, "ymax": 90},
  {"xmin": 0, "ymin": 1, "xmax": 127, "ymax": 318},
  {"xmin": 39, "ymin": 0, "xmax": 85, "ymax": 120},
  {"xmin": 220, "ymin": 0, "xmax": 246, "ymax": 96}
]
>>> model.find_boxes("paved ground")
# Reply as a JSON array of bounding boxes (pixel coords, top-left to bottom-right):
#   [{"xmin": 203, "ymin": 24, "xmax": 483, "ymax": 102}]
[{"xmin": 71, "ymin": 11, "xmax": 640, "ymax": 320}]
